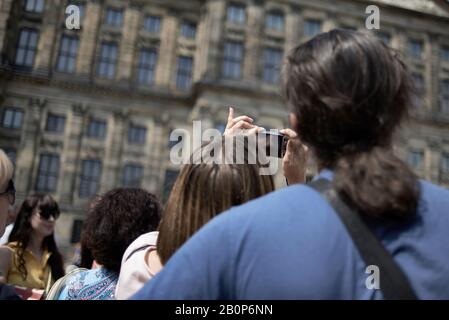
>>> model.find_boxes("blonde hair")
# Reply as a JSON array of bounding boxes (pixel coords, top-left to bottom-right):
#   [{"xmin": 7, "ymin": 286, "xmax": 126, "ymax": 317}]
[{"xmin": 0, "ymin": 149, "xmax": 14, "ymax": 192}]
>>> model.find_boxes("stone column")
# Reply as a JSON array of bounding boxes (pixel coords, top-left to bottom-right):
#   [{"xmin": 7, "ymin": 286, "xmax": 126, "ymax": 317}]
[
  {"xmin": 428, "ymin": 33, "xmax": 440, "ymax": 113},
  {"xmin": 155, "ymin": 9, "xmax": 178, "ymax": 87},
  {"xmin": 34, "ymin": 1, "xmax": 62, "ymax": 73},
  {"xmin": 107, "ymin": 110, "xmax": 128, "ymax": 188},
  {"xmin": 76, "ymin": 1, "xmax": 102, "ymax": 76},
  {"xmin": 59, "ymin": 103, "xmax": 86, "ymax": 205},
  {"xmin": 143, "ymin": 119, "xmax": 165, "ymax": 195},
  {"xmin": 0, "ymin": 0, "xmax": 13, "ymax": 55},
  {"xmin": 17, "ymin": 98, "xmax": 46, "ymax": 198},
  {"xmin": 243, "ymin": 2, "xmax": 263, "ymax": 81},
  {"xmin": 285, "ymin": 7, "xmax": 301, "ymax": 54},
  {"xmin": 194, "ymin": 0, "xmax": 226, "ymax": 81},
  {"xmin": 117, "ymin": 5, "xmax": 140, "ymax": 82}
]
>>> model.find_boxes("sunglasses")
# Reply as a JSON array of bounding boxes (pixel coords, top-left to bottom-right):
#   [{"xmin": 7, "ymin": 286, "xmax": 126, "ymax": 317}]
[
  {"xmin": 37, "ymin": 208, "xmax": 60, "ymax": 221},
  {"xmin": 0, "ymin": 180, "xmax": 15, "ymax": 206}
]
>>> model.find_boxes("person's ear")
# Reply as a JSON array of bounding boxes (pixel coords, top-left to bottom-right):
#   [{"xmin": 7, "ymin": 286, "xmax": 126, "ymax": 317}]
[{"xmin": 289, "ymin": 113, "xmax": 299, "ymax": 132}]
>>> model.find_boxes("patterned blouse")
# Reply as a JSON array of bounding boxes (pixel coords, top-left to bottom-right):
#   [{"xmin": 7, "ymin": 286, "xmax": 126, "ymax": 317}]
[{"xmin": 57, "ymin": 267, "xmax": 118, "ymax": 300}]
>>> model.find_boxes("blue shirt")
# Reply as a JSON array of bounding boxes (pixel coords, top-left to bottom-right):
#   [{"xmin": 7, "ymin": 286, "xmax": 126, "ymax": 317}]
[
  {"xmin": 58, "ymin": 267, "xmax": 118, "ymax": 300},
  {"xmin": 132, "ymin": 170, "xmax": 449, "ymax": 299}
]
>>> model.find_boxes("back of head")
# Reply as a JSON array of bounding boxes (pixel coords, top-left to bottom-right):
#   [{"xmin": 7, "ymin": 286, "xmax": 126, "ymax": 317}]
[
  {"xmin": 284, "ymin": 29, "xmax": 419, "ymax": 220},
  {"xmin": 81, "ymin": 188, "xmax": 162, "ymax": 272},
  {"xmin": 0, "ymin": 149, "xmax": 14, "ymax": 192},
  {"xmin": 157, "ymin": 137, "xmax": 275, "ymax": 264}
]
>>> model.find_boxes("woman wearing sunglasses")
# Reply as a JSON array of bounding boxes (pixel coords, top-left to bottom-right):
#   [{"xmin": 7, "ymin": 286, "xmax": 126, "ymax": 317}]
[{"xmin": 0, "ymin": 193, "xmax": 65, "ymax": 295}]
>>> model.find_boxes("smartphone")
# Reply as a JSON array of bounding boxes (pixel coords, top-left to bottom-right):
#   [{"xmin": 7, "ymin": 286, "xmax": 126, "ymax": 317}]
[{"xmin": 256, "ymin": 131, "xmax": 288, "ymax": 158}]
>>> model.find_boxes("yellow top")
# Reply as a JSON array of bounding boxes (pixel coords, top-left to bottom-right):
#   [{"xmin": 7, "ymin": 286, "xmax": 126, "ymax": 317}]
[{"xmin": 5, "ymin": 242, "xmax": 53, "ymax": 290}]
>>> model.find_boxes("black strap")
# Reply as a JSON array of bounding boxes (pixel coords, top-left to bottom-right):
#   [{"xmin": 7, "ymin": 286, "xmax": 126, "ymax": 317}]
[
  {"xmin": 307, "ymin": 178, "xmax": 417, "ymax": 300},
  {"xmin": 125, "ymin": 245, "xmax": 153, "ymax": 262}
]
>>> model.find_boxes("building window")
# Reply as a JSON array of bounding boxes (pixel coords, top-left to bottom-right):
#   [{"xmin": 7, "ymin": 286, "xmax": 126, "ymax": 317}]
[
  {"xmin": 137, "ymin": 48, "xmax": 157, "ymax": 85},
  {"xmin": 24, "ymin": 0, "xmax": 44, "ymax": 13},
  {"xmin": 441, "ymin": 153, "xmax": 449, "ymax": 173},
  {"xmin": 79, "ymin": 159, "xmax": 102, "ymax": 198},
  {"xmin": 122, "ymin": 164, "xmax": 144, "ymax": 187},
  {"xmin": 105, "ymin": 8, "xmax": 123, "ymax": 27},
  {"xmin": 377, "ymin": 31, "xmax": 391, "ymax": 45},
  {"xmin": 440, "ymin": 153, "xmax": 449, "ymax": 183},
  {"xmin": 441, "ymin": 80, "xmax": 449, "ymax": 113},
  {"xmin": 143, "ymin": 15, "xmax": 161, "ymax": 33},
  {"xmin": 2, "ymin": 108, "xmax": 24, "ymax": 129},
  {"xmin": 168, "ymin": 129, "xmax": 184, "ymax": 149},
  {"xmin": 86, "ymin": 118, "xmax": 107, "ymax": 139},
  {"xmin": 36, "ymin": 154, "xmax": 60, "ymax": 192},
  {"xmin": 407, "ymin": 150, "xmax": 424, "ymax": 169},
  {"xmin": 162, "ymin": 169, "xmax": 178, "ymax": 202},
  {"xmin": 176, "ymin": 56, "xmax": 193, "ymax": 90},
  {"xmin": 266, "ymin": 11, "xmax": 284, "ymax": 32},
  {"xmin": 45, "ymin": 113, "xmax": 66, "ymax": 133},
  {"xmin": 56, "ymin": 35, "xmax": 79, "ymax": 73},
  {"xmin": 412, "ymin": 73, "xmax": 424, "ymax": 108},
  {"xmin": 223, "ymin": 41, "xmax": 243, "ymax": 79},
  {"xmin": 97, "ymin": 42, "xmax": 118, "ymax": 79},
  {"xmin": 70, "ymin": 219, "xmax": 84, "ymax": 244},
  {"xmin": 441, "ymin": 46, "xmax": 449, "ymax": 62},
  {"xmin": 180, "ymin": 21, "xmax": 196, "ymax": 39},
  {"xmin": 304, "ymin": 19, "xmax": 322, "ymax": 37},
  {"xmin": 128, "ymin": 125, "xmax": 147, "ymax": 144},
  {"xmin": 15, "ymin": 29, "xmax": 39, "ymax": 67},
  {"xmin": 408, "ymin": 39, "xmax": 423, "ymax": 59},
  {"xmin": 227, "ymin": 3, "xmax": 246, "ymax": 25},
  {"xmin": 263, "ymin": 48, "xmax": 283, "ymax": 84}
]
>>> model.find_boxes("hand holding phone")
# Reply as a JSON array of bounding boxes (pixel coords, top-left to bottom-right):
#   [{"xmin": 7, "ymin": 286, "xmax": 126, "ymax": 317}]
[
  {"xmin": 256, "ymin": 130, "xmax": 289, "ymax": 158},
  {"xmin": 279, "ymin": 128, "xmax": 308, "ymax": 184}
]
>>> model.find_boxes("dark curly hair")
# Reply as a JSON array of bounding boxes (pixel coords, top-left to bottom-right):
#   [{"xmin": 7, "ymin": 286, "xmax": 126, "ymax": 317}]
[
  {"xmin": 284, "ymin": 29, "xmax": 419, "ymax": 220},
  {"xmin": 81, "ymin": 188, "xmax": 162, "ymax": 272},
  {"xmin": 8, "ymin": 194, "xmax": 65, "ymax": 282}
]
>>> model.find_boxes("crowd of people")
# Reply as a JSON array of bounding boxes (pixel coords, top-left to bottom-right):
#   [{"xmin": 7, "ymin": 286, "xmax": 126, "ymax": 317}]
[{"xmin": 0, "ymin": 29, "xmax": 448, "ymax": 300}]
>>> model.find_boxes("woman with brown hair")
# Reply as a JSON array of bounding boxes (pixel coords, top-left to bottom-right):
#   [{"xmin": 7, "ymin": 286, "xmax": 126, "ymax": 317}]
[
  {"xmin": 0, "ymin": 193, "xmax": 65, "ymax": 298},
  {"xmin": 156, "ymin": 136, "xmax": 276, "ymax": 266},
  {"xmin": 115, "ymin": 109, "xmax": 306, "ymax": 299},
  {"xmin": 115, "ymin": 137, "xmax": 275, "ymax": 299}
]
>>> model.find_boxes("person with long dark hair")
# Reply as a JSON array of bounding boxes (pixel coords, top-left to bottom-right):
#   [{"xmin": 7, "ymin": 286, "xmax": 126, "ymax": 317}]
[
  {"xmin": 0, "ymin": 194, "xmax": 64, "ymax": 293},
  {"xmin": 132, "ymin": 29, "xmax": 449, "ymax": 299}
]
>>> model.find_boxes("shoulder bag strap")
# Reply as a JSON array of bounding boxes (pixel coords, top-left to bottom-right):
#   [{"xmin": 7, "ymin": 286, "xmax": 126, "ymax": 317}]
[
  {"xmin": 125, "ymin": 245, "xmax": 153, "ymax": 263},
  {"xmin": 307, "ymin": 178, "xmax": 418, "ymax": 300}
]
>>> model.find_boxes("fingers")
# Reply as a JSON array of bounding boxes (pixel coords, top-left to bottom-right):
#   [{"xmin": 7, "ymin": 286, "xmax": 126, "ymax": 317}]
[
  {"xmin": 233, "ymin": 120, "xmax": 256, "ymax": 130},
  {"xmin": 226, "ymin": 107, "xmax": 254, "ymax": 130},
  {"xmin": 245, "ymin": 126, "xmax": 265, "ymax": 136},
  {"xmin": 279, "ymin": 128, "xmax": 297, "ymax": 139},
  {"xmin": 230, "ymin": 115, "xmax": 254, "ymax": 126}
]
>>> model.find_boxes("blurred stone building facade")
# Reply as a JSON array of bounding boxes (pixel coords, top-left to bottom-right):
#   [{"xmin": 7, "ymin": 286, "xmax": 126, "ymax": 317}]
[{"xmin": 0, "ymin": 0, "xmax": 448, "ymax": 257}]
